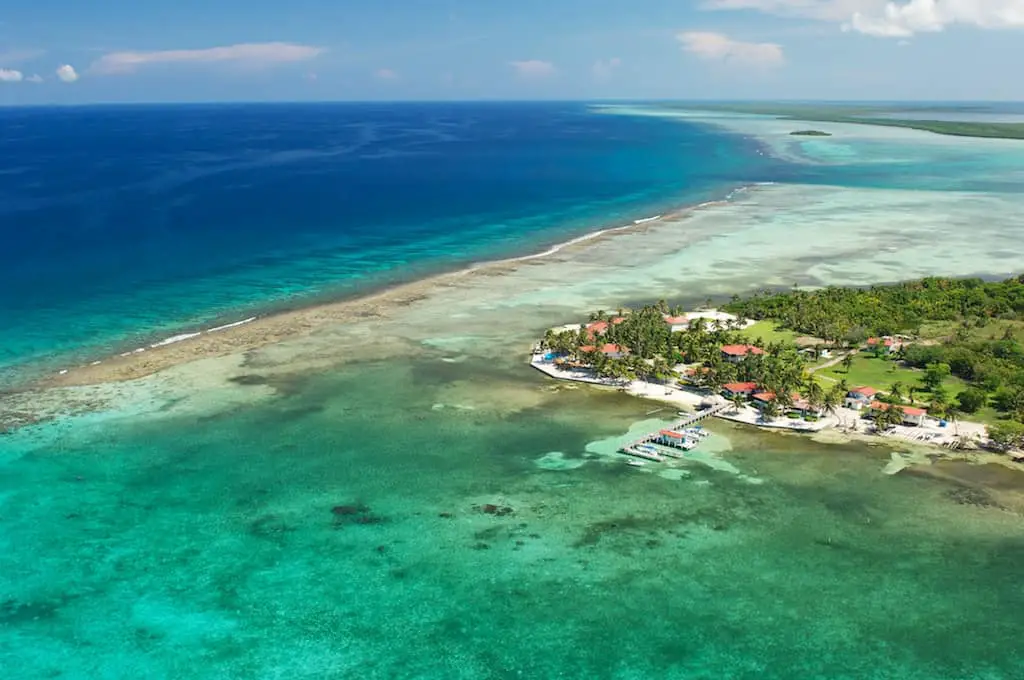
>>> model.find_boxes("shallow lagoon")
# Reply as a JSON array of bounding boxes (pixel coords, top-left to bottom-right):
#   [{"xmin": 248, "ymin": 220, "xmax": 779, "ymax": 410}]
[{"xmin": 3, "ymin": 362, "xmax": 1023, "ymax": 678}]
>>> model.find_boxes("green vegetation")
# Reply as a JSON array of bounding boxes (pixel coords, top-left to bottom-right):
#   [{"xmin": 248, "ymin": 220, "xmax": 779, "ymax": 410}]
[
  {"xmin": 540, "ymin": 276, "xmax": 1024, "ymax": 451},
  {"xmin": 541, "ymin": 302, "xmax": 842, "ymax": 420},
  {"xmin": 742, "ymin": 319, "xmax": 803, "ymax": 346},
  {"xmin": 725, "ymin": 276, "xmax": 1024, "ymax": 440},
  {"xmin": 666, "ymin": 103, "xmax": 1024, "ymax": 141},
  {"xmin": 817, "ymin": 354, "xmax": 963, "ymax": 398},
  {"xmin": 790, "ymin": 130, "xmax": 832, "ymax": 137}
]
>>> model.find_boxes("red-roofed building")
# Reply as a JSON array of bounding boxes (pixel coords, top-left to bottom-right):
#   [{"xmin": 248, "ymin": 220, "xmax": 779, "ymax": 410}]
[
  {"xmin": 869, "ymin": 401, "xmax": 927, "ymax": 426},
  {"xmin": 720, "ymin": 344, "xmax": 766, "ymax": 363},
  {"xmin": 663, "ymin": 315, "xmax": 690, "ymax": 333},
  {"xmin": 866, "ymin": 336, "xmax": 900, "ymax": 354},
  {"xmin": 586, "ymin": 317, "xmax": 626, "ymax": 339},
  {"xmin": 580, "ymin": 343, "xmax": 627, "ymax": 359},
  {"xmin": 845, "ymin": 386, "xmax": 880, "ymax": 410},
  {"xmin": 722, "ymin": 382, "xmax": 758, "ymax": 398}
]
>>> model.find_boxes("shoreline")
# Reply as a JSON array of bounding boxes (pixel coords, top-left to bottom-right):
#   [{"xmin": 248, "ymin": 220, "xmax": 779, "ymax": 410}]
[
  {"xmin": 528, "ymin": 356, "xmax": 1024, "ymax": 474},
  {"xmin": 13, "ymin": 191, "xmax": 749, "ymax": 395}
]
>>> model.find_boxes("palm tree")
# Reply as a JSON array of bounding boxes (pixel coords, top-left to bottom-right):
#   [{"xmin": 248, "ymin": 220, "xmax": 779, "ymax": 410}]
[
  {"xmin": 822, "ymin": 388, "xmax": 841, "ymax": 420},
  {"xmin": 803, "ymin": 379, "xmax": 825, "ymax": 415},
  {"xmin": 729, "ymin": 393, "xmax": 746, "ymax": 414},
  {"xmin": 889, "ymin": 381, "xmax": 904, "ymax": 403},
  {"xmin": 841, "ymin": 353, "xmax": 854, "ymax": 373}
]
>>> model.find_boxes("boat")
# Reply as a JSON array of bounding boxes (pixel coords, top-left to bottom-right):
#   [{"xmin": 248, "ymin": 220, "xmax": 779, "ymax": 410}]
[
  {"xmin": 626, "ymin": 460, "xmax": 647, "ymax": 467},
  {"xmin": 621, "ymin": 446, "xmax": 664, "ymax": 462}
]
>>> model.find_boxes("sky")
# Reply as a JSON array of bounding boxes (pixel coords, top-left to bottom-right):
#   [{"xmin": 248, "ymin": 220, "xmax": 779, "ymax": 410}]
[{"xmin": 2, "ymin": 0, "xmax": 1024, "ymax": 104}]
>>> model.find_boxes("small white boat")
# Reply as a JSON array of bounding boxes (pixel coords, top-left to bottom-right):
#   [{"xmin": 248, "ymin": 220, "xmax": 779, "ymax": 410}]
[{"xmin": 626, "ymin": 460, "xmax": 647, "ymax": 467}]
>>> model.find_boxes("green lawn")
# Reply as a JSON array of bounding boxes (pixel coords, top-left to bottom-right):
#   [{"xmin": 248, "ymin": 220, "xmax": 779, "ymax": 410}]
[
  {"xmin": 817, "ymin": 354, "xmax": 965, "ymax": 397},
  {"xmin": 741, "ymin": 319, "xmax": 802, "ymax": 346}
]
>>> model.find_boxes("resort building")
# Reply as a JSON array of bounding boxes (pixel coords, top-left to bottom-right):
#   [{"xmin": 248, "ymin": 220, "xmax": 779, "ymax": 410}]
[
  {"xmin": 664, "ymin": 310, "xmax": 746, "ymax": 333},
  {"xmin": 579, "ymin": 343, "xmax": 627, "ymax": 359},
  {"xmin": 720, "ymin": 344, "xmax": 766, "ymax": 363},
  {"xmin": 722, "ymin": 382, "xmax": 758, "ymax": 399},
  {"xmin": 866, "ymin": 336, "xmax": 900, "ymax": 354},
  {"xmin": 656, "ymin": 429, "xmax": 693, "ymax": 449},
  {"xmin": 869, "ymin": 401, "xmax": 928, "ymax": 426},
  {"xmin": 663, "ymin": 316, "xmax": 690, "ymax": 333},
  {"xmin": 845, "ymin": 386, "xmax": 880, "ymax": 410},
  {"xmin": 585, "ymin": 317, "xmax": 625, "ymax": 338}
]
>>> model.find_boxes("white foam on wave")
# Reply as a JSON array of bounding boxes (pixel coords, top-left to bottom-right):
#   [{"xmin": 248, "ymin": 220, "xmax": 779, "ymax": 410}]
[
  {"xmin": 207, "ymin": 317, "xmax": 257, "ymax": 333},
  {"xmin": 150, "ymin": 332, "xmax": 201, "ymax": 348}
]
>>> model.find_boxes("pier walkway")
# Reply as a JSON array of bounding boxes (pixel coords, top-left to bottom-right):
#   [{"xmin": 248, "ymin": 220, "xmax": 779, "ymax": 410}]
[{"xmin": 620, "ymin": 402, "xmax": 730, "ymax": 460}]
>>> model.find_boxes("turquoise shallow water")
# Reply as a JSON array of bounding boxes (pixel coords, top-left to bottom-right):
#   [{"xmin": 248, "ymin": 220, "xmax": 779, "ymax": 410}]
[
  {"xmin": 6, "ymin": 105, "xmax": 1024, "ymax": 677},
  {"xmin": 3, "ymin": 358, "xmax": 1022, "ymax": 678}
]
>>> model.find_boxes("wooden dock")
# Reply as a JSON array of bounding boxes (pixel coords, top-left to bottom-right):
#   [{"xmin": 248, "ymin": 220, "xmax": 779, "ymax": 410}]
[{"xmin": 620, "ymin": 402, "xmax": 730, "ymax": 460}]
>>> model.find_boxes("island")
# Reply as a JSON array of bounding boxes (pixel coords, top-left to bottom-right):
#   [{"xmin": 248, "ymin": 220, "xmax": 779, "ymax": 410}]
[
  {"xmin": 663, "ymin": 102, "xmax": 1024, "ymax": 141},
  {"xmin": 531, "ymin": 276, "xmax": 1024, "ymax": 464},
  {"xmin": 790, "ymin": 130, "xmax": 832, "ymax": 137}
]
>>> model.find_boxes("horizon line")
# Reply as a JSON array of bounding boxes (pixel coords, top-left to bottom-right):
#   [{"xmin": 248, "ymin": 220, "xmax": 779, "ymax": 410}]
[{"xmin": 3, "ymin": 97, "xmax": 1024, "ymax": 109}]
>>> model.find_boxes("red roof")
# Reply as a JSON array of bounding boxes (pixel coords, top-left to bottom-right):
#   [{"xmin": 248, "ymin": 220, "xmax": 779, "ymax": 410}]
[
  {"xmin": 867, "ymin": 337, "xmax": 895, "ymax": 347},
  {"xmin": 721, "ymin": 344, "xmax": 766, "ymax": 357},
  {"xmin": 600, "ymin": 343, "xmax": 624, "ymax": 354},
  {"xmin": 580, "ymin": 345, "xmax": 597, "ymax": 353},
  {"xmin": 664, "ymin": 315, "xmax": 689, "ymax": 325},
  {"xmin": 850, "ymin": 386, "xmax": 879, "ymax": 396},
  {"xmin": 870, "ymin": 401, "xmax": 927, "ymax": 417},
  {"xmin": 752, "ymin": 391, "xmax": 776, "ymax": 402},
  {"xmin": 723, "ymin": 382, "xmax": 758, "ymax": 393},
  {"xmin": 586, "ymin": 317, "xmax": 625, "ymax": 335},
  {"xmin": 659, "ymin": 429, "xmax": 685, "ymax": 439}
]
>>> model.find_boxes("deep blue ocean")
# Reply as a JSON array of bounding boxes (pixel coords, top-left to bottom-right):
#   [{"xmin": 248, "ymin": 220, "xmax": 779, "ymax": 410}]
[{"xmin": 0, "ymin": 102, "xmax": 782, "ymax": 382}]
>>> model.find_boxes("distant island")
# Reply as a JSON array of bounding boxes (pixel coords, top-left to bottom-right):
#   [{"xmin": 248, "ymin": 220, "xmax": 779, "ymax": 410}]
[
  {"xmin": 667, "ymin": 102, "xmax": 1024, "ymax": 141},
  {"xmin": 790, "ymin": 130, "xmax": 832, "ymax": 137},
  {"xmin": 531, "ymin": 276, "xmax": 1024, "ymax": 463}
]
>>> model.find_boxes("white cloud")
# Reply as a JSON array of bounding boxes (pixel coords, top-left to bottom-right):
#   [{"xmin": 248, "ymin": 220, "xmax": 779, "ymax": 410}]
[
  {"xmin": 0, "ymin": 68, "xmax": 23, "ymax": 82},
  {"xmin": 90, "ymin": 42, "xmax": 324, "ymax": 75},
  {"xmin": 677, "ymin": 32, "xmax": 785, "ymax": 66},
  {"xmin": 26, "ymin": 73, "xmax": 44, "ymax": 83},
  {"xmin": 509, "ymin": 59, "xmax": 556, "ymax": 78},
  {"xmin": 850, "ymin": 0, "xmax": 1024, "ymax": 37},
  {"xmin": 592, "ymin": 57, "xmax": 622, "ymax": 80},
  {"xmin": 56, "ymin": 64, "xmax": 79, "ymax": 83},
  {"xmin": 375, "ymin": 68, "xmax": 398, "ymax": 80},
  {"xmin": 704, "ymin": 0, "xmax": 1024, "ymax": 37}
]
